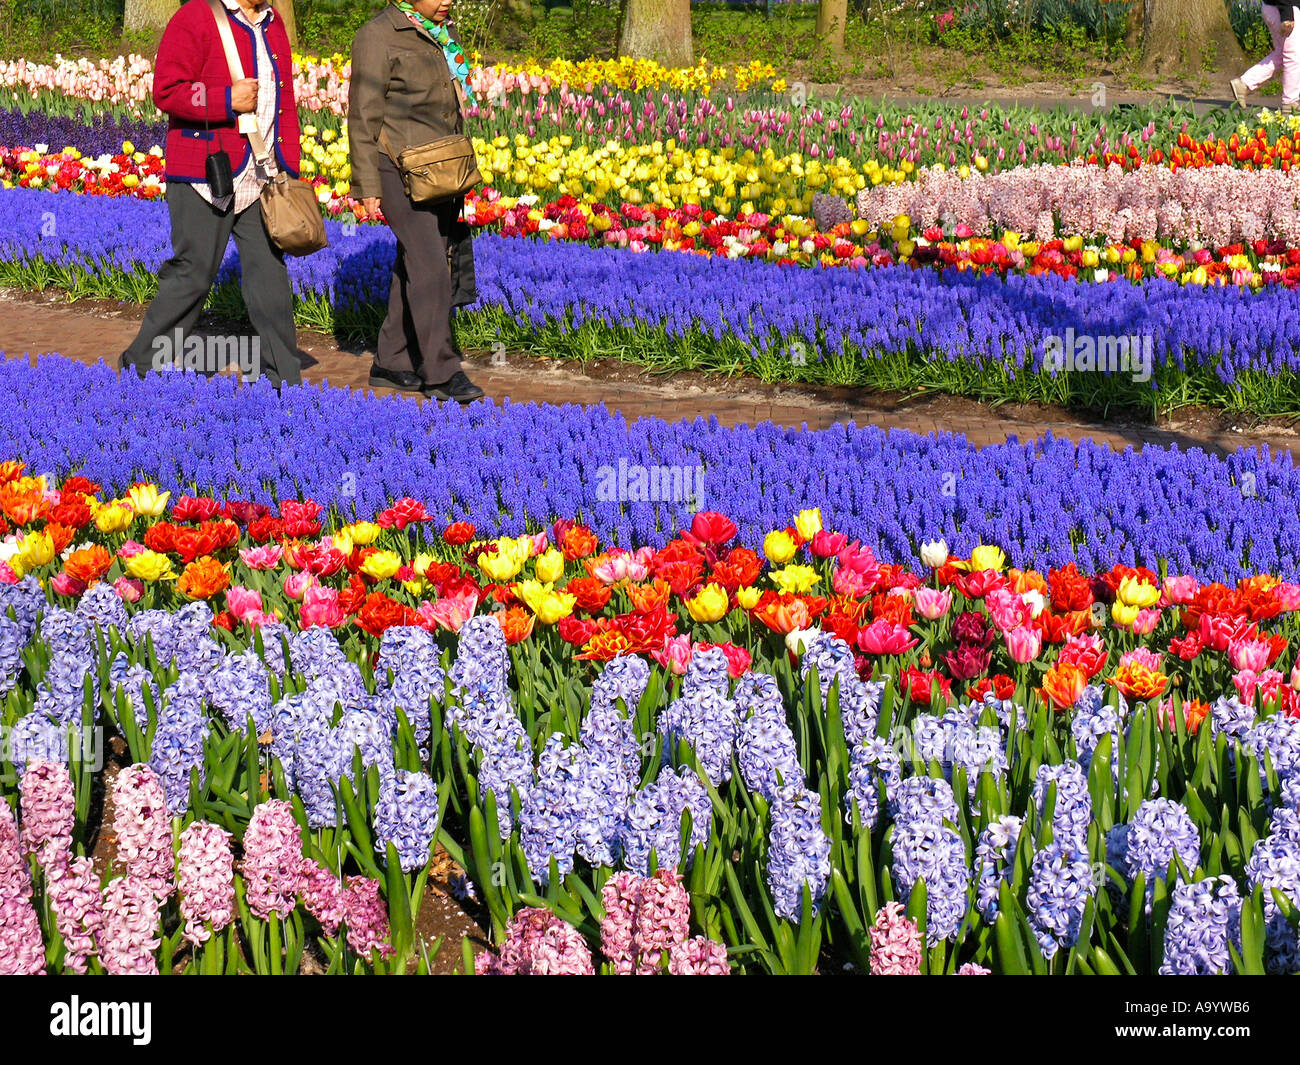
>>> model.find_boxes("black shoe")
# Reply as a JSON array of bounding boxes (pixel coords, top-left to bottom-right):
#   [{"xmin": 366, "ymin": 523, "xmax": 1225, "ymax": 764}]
[
  {"xmin": 368, "ymin": 365, "xmax": 425, "ymax": 392},
  {"xmin": 117, "ymin": 351, "xmax": 145, "ymax": 379},
  {"xmin": 423, "ymin": 371, "xmax": 484, "ymax": 404}
]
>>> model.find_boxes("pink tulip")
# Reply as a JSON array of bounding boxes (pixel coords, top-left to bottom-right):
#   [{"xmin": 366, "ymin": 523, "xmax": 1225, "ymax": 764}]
[
  {"xmin": 652, "ymin": 634, "xmax": 693, "ymax": 676},
  {"xmin": 427, "ymin": 591, "xmax": 478, "ymax": 633},
  {"xmin": 913, "ymin": 587, "xmax": 952, "ymax": 621},
  {"xmin": 113, "ymin": 577, "xmax": 144, "ymax": 603},
  {"xmin": 225, "ymin": 585, "xmax": 264, "ymax": 621},
  {"xmin": 51, "ymin": 573, "xmax": 87, "ymax": 598},
  {"xmin": 299, "ymin": 585, "xmax": 345, "ymax": 629},
  {"xmin": 1120, "ymin": 646, "xmax": 1164, "ymax": 670},
  {"xmin": 116, "ymin": 540, "xmax": 147, "ymax": 559},
  {"xmin": 1004, "ymin": 624, "xmax": 1042, "ymax": 664},
  {"xmin": 283, "ymin": 571, "xmax": 317, "ymax": 601},
  {"xmin": 809, "ymin": 530, "xmax": 848, "ymax": 558},
  {"xmin": 239, "ymin": 544, "xmax": 283, "ymax": 570},
  {"xmin": 1229, "ymin": 636, "xmax": 1272, "ymax": 673},
  {"xmin": 856, "ymin": 619, "xmax": 918, "ymax": 656}
]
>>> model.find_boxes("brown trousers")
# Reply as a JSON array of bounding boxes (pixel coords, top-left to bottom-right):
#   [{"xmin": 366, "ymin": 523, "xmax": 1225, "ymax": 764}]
[{"xmin": 375, "ymin": 154, "xmax": 464, "ymax": 385}]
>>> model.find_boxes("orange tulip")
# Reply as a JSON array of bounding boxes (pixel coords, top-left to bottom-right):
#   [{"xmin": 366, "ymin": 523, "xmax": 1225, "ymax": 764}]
[
  {"xmin": 63, "ymin": 544, "xmax": 113, "ymax": 586},
  {"xmin": 1040, "ymin": 662, "xmax": 1088, "ymax": 711},
  {"xmin": 1108, "ymin": 661, "xmax": 1169, "ymax": 701},
  {"xmin": 627, "ymin": 578, "xmax": 671, "ymax": 614},
  {"xmin": 177, "ymin": 555, "xmax": 231, "ymax": 600}
]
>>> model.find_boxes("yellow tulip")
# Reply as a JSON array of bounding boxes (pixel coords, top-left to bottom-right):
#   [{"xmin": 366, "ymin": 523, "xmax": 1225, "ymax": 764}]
[
  {"xmin": 360, "ymin": 549, "xmax": 402, "ymax": 581},
  {"xmin": 685, "ymin": 582, "xmax": 730, "ymax": 623},
  {"xmin": 770, "ymin": 565, "xmax": 821, "ymax": 595},
  {"xmin": 1111, "ymin": 600, "xmax": 1140, "ymax": 627},
  {"xmin": 412, "ymin": 552, "xmax": 436, "ymax": 577},
  {"xmin": 534, "ymin": 548, "xmax": 565, "ymax": 584},
  {"xmin": 794, "ymin": 508, "xmax": 823, "ymax": 540},
  {"xmin": 16, "ymin": 530, "xmax": 55, "ymax": 570},
  {"xmin": 93, "ymin": 501, "xmax": 135, "ymax": 534},
  {"xmin": 124, "ymin": 549, "xmax": 177, "ymax": 582},
  {"xmin": 127, "ymin": 483, "xmax": 171, "ymax": 517},
  {"xmin": 969, "ymin": 544, "xmax": 1007, "ymax": 573},
  {"xmin": 480, "ymin": 550, "xmax": 524, "ymax": 582},
  {"xmin": 736, "ymin": 585, "xmax": 763, "ymax": 610},
  {"xmin": 764, "ymin": 530, "xmax": 798, "ymax": 565},
  {"xmin": 518, "ymin": 580, "xmax": 576, "ymax": 624},
  {"xmin": 1116, "ymin": 575, "xmax": 1161, "ymax": 609},
  {"xmin": 346, "ymin": 521, "xmax": 382, "ymax": 546}
]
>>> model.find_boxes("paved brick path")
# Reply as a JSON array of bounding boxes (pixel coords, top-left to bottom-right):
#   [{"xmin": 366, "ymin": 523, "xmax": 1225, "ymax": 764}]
[{"xmin": 2, "ymin": 288, "xmax": 1295, "ymax": 459}]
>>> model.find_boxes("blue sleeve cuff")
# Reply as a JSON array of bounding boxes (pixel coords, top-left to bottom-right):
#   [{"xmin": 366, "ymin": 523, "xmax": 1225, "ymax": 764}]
[{"xmin": 224, "ymin": 85, "xmax": 235, "ymax": 121}]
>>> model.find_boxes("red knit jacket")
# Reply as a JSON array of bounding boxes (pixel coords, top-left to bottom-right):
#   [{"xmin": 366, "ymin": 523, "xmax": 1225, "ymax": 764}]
[{"xmin": 152, "ymin": 0, "xmax": 301, "ymax": 184}]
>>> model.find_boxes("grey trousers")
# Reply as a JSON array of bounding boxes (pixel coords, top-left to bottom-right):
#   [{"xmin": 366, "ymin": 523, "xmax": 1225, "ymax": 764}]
[
  {"xmin": 375, "ymin": 154, "xmax": 463, "ymax": 385},
  {"xmin": 121, "ymin": 181, "xmax": 301, "ymax": 387}
]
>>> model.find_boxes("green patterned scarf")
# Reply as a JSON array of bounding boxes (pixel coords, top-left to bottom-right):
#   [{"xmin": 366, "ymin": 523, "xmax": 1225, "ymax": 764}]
[{"xmin": 395, "ymin": 1, "xmax": 476, "ymax": 107}]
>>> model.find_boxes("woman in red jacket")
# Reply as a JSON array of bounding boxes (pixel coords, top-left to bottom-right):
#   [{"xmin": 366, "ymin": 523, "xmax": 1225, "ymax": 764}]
[{"xmin": 119, "ymin": 0, "xmax": 303, "ymax": 388}]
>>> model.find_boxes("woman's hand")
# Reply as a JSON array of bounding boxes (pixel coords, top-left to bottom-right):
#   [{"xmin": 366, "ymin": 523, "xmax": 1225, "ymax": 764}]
[
  {"xmin": 362, "ymin": 197, "xmax": 383, "ymax": 220},
  {"xmin": 231, "ymin": 78, "xmax": 259, "ymax": 114}
]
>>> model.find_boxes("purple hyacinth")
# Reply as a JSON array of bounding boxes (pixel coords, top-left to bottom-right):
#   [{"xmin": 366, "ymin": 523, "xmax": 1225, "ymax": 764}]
[
  {"xmin": 735, "ymin": 672, "xmax": 802, "ymax": 801},
  {"xmin": 891, "ymin": 818, "xmax": 970, "ymax": 943},
  {"xmin": 1159, "ymin": 875, "xmax": 1241, "ymax": 976},
  {"xmin": 1026, "ymin": 839, "xmax": 1096, "ymax": 961},
  {"xmin": 1107, "ymin": 798, "xmax": 1201, "ymax": 906},
  {"xmin": 767, "ymin": 785, "xmax": 833, "ymax": 922},
  {"xmin": 846, "ymin": 737, "xmax": 902, "ymax": 830},
  {"xmin": 375, "ymin": 769, "xmax": 441, "ymax": 873},
  {"xmin": 622, "ymin": 765, "xmax": 712, "ymax": 877},
  {"xmin": 1032, "ymin": 760, "xmax": 1091, "ymax": 850},
  {"xmin": 75, "ymin": 580, "xmax": 129, "ymax": 634},
  {"xmin": 659, "ymin": 680, "xmax": 738, "ymax": 786},
  {"xmin": 975, "ymin": 815, "xmax": 1023, "ymax": 922},
  {"xmin": 891, "ymin": 774, "xmax": 961, "ymax": 828},
  {"xmin": 150, "ymin": 673, "xmax": 211, "ymax": 815},
  {"xmin": 1245, "ymin": 827, "xmax": 1300, "ymax": 973},
  {"xmin": 1071, "ymin": 684, "xmax": 1122, "ymax": 775},
  {"xmin": 206, "ymin": 647, "xmax": 274, "ymax": 736}
]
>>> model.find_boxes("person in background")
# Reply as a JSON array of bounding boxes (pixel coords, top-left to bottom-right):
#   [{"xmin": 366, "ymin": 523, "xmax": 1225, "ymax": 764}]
[
  {"xmin": 1232, "ymin": 0, "xmax": 1300, "ymax": 115},
  {"xmin": 347, "ymin": 0, "xmax": 483, "ymax": 403},
  {"xmin": 119, "ymin": 0, "xmax": 303, "ymax": 387}
]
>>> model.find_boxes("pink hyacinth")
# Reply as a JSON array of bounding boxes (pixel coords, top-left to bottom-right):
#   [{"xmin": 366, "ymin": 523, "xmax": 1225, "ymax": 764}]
[
  {"xmin": 667, "ymin": 935, "xmax": 731, "ymax": 975},
  {"xmin": 869, "ymin": 901, "xmax": 922, "ymax": 975},
  {"xmin": 600, "ymin": 868, "xmax": 693, "ymax": 974},
  {"xmin": 478, "ymin": 907, "xmax": 595, "ymax": 975},
  {"xmin": 176, "ymin": 821, "xmax": 235, "ymax": 945},
  {"xmin": 342, "ymin": 876, "xmax": 395, "ymax": 960},
  {"xmin": 0, "ymin": 801, "xmax": 46, "ymax": 973},
  {"xmin": 957, "ymin": 962, "xmax": 991, "ymax": 974},
  {"xmin": 300, "ymin": 859, "xmax": 348, "ymax": 937},
  {"xmin": 241, "ymin": 800, "xmax": 305, "ymax": 920},
  {"xmin": 44, "ymin": 853, "xmax": 104, "ymax": 974},
  {"xmin": 98, "ymin": 875, "xmax": 160, "ymax": 975},
  {"xmin": 112, "ymin": 764, "xmax": 174, "ymax": 900},
  {"xmin": 20, "ymin": 759, "xmax": 75, "ymax": 865}
]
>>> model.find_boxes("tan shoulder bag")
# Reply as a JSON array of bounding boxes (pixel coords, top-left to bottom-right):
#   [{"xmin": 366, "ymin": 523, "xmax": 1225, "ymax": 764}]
[
  {"xmin": 207, "ymin": 0, "xmax": 328, "ymax": 256},
  {"xmin": 379, "ymin": 127, "xmax": 481, "ymax": 205}
]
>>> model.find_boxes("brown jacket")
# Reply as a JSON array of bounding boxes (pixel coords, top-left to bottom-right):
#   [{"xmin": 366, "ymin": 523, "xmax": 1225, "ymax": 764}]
[{"xmin": 346, "ymin": 3, "xmax": 465, "ymax": 201}]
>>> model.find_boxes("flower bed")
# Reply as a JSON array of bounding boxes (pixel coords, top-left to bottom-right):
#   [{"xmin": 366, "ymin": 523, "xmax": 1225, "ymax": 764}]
[
  {"xmin": 3, "ymin": 191, "xmax": 1300, "ymax": 412},
  {"xmin": 2, "ymin": 439, "xmax": 1300, "ymax": 975}
]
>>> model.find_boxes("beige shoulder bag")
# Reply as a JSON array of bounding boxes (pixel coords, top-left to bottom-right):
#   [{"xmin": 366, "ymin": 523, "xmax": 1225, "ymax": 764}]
[
  {"xmin": 207, "ymin": 0, "xmax": 328, "ymax": 256},
  {"xmin": 379, "ymin": 128, "xmax": 481, "ymax": 206}
]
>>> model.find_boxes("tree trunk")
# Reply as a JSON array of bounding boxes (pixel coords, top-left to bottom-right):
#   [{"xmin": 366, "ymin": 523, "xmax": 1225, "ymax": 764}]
[
  {"xmin": 497, "ymin": 0, "xmax": 535, "ymax": 27},
  {"xmin": 816, "ymin": 0, "xmax": 847, "ymax": 52},
  {"xmin": 618, "ymin": 0, "xmax": 692, "ymax": 66},
  {"xmin": 123, "ymin": 0, "xmax": 179, "ymax": 35},
  {"xmin": 1140, "ymin": 0, "xmax": 1245, "ymax": 77},
  {"xmin": 272, "ymin": 0, "xmax": 297, "ymax": 49}
]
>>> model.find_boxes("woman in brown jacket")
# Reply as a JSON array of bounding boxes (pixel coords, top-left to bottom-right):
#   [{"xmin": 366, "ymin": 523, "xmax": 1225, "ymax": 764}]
[{"xmin": 348, "ymin": 0, "xmax": 483, "ymax": 402}]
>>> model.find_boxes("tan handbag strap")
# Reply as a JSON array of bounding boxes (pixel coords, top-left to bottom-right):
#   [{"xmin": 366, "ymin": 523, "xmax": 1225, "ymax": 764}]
[
  {"xmin": 206, "ymin": 0, "xmax": 272, "ymax": 168},
  {"xmin": 379, "ymin": 128, "xmax": 400, "ymax": 165}
]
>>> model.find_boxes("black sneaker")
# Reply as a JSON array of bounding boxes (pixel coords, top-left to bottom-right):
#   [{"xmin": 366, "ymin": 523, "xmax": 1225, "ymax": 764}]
[
  {"xmin": 423, "ymin": 371, "xmax": 484, "ymax": 404},
  {"xmin": 368, "ymin": 365, "xmax": 425, "ymax": 392}
]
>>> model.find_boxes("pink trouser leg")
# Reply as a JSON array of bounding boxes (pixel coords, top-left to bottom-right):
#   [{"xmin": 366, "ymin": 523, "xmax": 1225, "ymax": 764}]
[{"xmin": 1242, "ymin": 6, "xmax": 1300, "ymax": 104}]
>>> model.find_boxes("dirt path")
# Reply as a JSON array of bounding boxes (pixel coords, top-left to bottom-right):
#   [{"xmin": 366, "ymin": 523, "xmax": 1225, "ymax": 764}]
[{"xmin": 2, "ymin": 286, "xmax": 1295, "ymax": 459}]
